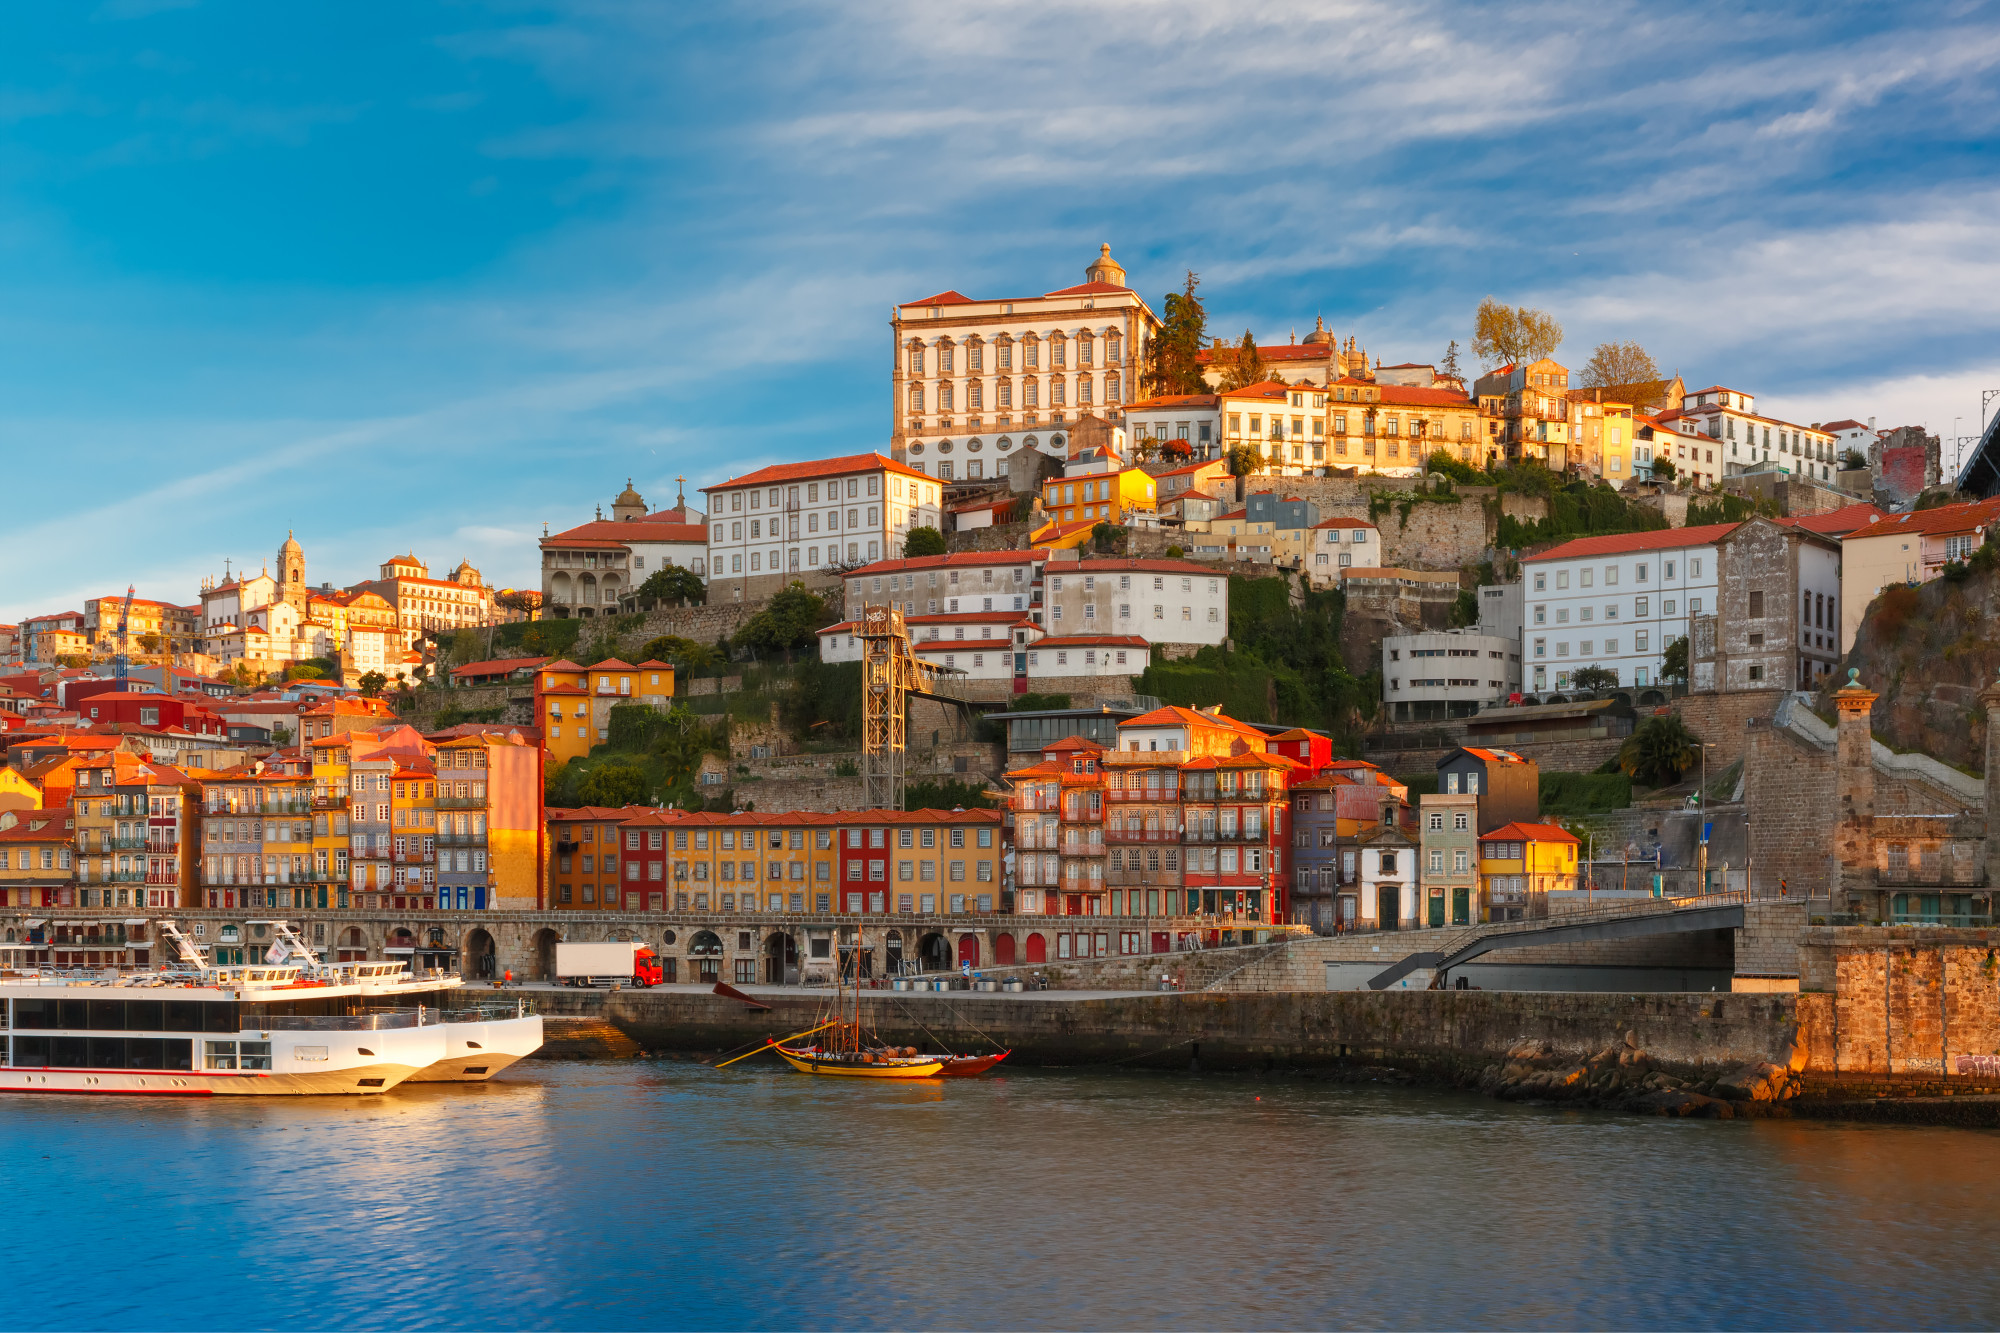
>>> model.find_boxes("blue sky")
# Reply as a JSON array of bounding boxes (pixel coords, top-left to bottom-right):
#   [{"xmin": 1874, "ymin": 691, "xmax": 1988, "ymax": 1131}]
[{"xmin": 3, "ymin": 0, "xmax": 1998, "ymax": 621}]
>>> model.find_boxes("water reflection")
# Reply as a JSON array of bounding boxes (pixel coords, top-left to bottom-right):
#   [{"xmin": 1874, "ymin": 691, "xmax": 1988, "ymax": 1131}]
[{"xmin": 4, "ymin": 1063, "xmax": 2000, "ymax": 1329}]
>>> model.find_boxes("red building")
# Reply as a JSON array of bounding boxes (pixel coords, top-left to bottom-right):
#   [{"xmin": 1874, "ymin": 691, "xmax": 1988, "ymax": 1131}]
[{"xmin": 69, "ymin": 690, "xmax": 225, "ymax": 736}]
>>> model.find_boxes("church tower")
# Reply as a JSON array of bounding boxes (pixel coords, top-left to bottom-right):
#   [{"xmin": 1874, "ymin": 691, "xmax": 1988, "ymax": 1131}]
[
  {"xmin": 611, "ymin": 478, "xmax": 647, "ymax": 522},
  {"xmin": 1084, "ymin": 242, "xmax": 1126, "ymax": 288},
  {"xmin": 277, "ymin": 531, "xmax": 307, "ymax": 612}
]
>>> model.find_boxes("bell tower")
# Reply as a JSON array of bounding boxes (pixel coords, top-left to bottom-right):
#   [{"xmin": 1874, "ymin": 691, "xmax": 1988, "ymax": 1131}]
[{"xmin": 277, "ymin": 531, "xmax": 307, "ymax": 611}]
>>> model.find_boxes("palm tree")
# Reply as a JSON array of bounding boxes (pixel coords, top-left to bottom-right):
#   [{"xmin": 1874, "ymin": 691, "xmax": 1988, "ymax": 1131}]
[{"xmin": 1617, "ymin": 714, "xmax": 1699, "ymax": 787}]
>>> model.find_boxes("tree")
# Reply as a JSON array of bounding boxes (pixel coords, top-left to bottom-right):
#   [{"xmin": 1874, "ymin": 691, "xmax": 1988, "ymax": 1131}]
[
  {"xmin": 639, "ymin": 634, "xmax": 721, "ymax": 672},
  {"xmin": 1579, "ymin": 340, "xmax": 1660, "ymax": 389},
  {"xmin": 635, "ymin": 565, "xmax": 706, "ymax": 608},
  {"xmin": 1159, "ymin": 437, "xmax": 1193, "ymax": 462},
  {"xmin": 1215, "ymin": 330, "xmax": 1268, "ymax": 391},
  {"xmin": 137, "ymin": 632, "xmax": 162, "ymax": 654},
  {"xmin": 448, "ymin": 628, "xmax": 482, "ymax": 665},
  {"xmin": 495, "ymin": 589, "xmax": 540, "ymax": 616},
  {"xmin": 1660, "ymin": 635, "xmax": 1690, "ymax": 684},
  {"xmin": 271, "ymin": 724, "xmax": 294, "ymax": 747},
  {"xmin": 904, "ymin": 526, "xmax": 946, "ymax": 557},
  {"xmin": 1224, "ymin": 445, "xmax": 1265, "ymax": 479},
  {"xmin": 1651, "ymin": 457, "xmax": 1677, "ymax": 481},
  {"xmin": 1425, "ymin": 448, "xmax": 1481, "ymax": 485},
  {"xmin": 1091, "ymin": 522, "xmax": 1127, "ymax": 554},
  {"xmin": 1142, "ymin": 270, "xmax": 1209, "ymax": 397},
  {"xmin": 1439, "ymin": 339, "xmax": 1463, "ymax": 381},
  {"xmin": 1571, "ymin": 665, "xmax": 1619, "ymax": 692},
  {"xmin": 283, "ymin": 662, "xmax": 325, "ymax": 682},
  {"xmin": 575, "ymin": 760, "xmax": 650, "ymax": 808},
  {"xmin": 357, "ymin": 671, "xmax": 388, "ymax": 698},
  {"xmin": 1165, "ymin": 545, "xmax": 1185, "ymax": 558},
  {"xmin": 1448, "ymin": 589, "xmax": 1479, "ymax": 628},
  {"xmin": 1617, "ymin": 713, "xmax": 1700, "ymax": 787},
  {"xmin": 1472, "ymin": 297, "xmax": 1563, "ymax": 368},
  {"xmin": 732, "ymin": 582, "xmax": 826, "ymax": 658}
]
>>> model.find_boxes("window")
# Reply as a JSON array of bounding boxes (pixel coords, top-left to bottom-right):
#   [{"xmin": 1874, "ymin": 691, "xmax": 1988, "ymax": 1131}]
[{"xmin": 1748, "ymin": 590, "xmax": 1764, "ymax": 618}]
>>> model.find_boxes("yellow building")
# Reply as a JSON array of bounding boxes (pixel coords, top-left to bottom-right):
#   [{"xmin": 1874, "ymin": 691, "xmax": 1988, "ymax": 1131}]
[
  {"xmin": 1568, "ymin": 395, "xmax": 1636, "ymax": 481},
  {"xmin": 0, "ymin": 805, "xmax": 74, "ymax": 910},
  {"xmin": 434, "ymin": 731, "xmax": 541, "ymax": 910},
  {"xmin": 0, "ymin": 767, "xmax": 43, "ymax": 814},
  {"xmin": 1476, "ymin": 820, "xmax": 1578, "ymax": 922},
  {"xmin": 536, "ymin": 659, "xmax": 593, "ymax": 768},
  {"xmin": 1033, "ymin": 467, "xmax": 1159, "ymax": 549}
]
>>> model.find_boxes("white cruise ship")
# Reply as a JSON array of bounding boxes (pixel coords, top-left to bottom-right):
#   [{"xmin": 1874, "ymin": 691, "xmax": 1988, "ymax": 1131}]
[{"xmin": 0, "ymin": 922, "xmax": 542, "ymax": 1096}]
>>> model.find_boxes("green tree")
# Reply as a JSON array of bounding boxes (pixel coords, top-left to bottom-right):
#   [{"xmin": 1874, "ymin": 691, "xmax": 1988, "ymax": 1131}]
[
  {"xmin": 1142, "ymin": 270, "xmax": 1209, "ymax": 397},
  {"xmin": 732, "ymin": 582, "xmax": 826, "ymax": 659},
  {"xmin": 639, "ymin": 634, "xmax": 721, "ymax": 672},
  {"xmin": 904, "ymin": 526, "xmax": 947, "ymax": 557},
  {"xmin": 904, "ymin": 778, "xmax": 994, "ymax": 811},
  {"xmin": 1660, "ymin": 635, "xmax": 1690, "ymax": 684},
  {"xmin": 1651, "ymin": 457, "xmax": 1677, "ymax": 481},
  {"xmin": 1617, "ymin": 713, "xmax": 1700, "ymax": 786},
  {"xmin": 357, "ymin": 671, "xmax": 388, "ymax": 698},
  {"xmin": 1570, "ymin": 664, "xmax": 1619, "ymax": 692},
  {"xmin": 283, "ymin": 662, "xmax": 326, "ymax": 682},
  {"xmin": 1224, "ymin": 445, "xmax": 1265, "ymax": 480},
  {"xmin": 1578, "ymin": 340, "xmax": 1660, "ymax": 389},
  {"xmin": 1425, "ymin": 448, "xmax": 1481, "ymax": 484},
  {"xmin": 1090, "ymin": 522, "xmax": 1127, "ymax": 554},
  {"xmin": 271, "ymin": 724, "xmax": 293, "ymax": 747},
  {"xmin": 1439, "ymin": 339, "xmax": 1463, "ymax": 381},
  {"xmin": 137, "ymin": 632, "xmax": 162, "ymax": 654},
  {"xmin": 1215, "ymin": 330, "xmax": 1268, "ymax": 390},
  {"xmin": 1448, "ymin": 588, "xmax": 1479, "ymax": 628},
  {"xmin": 575, "ymin": 760, "xmax": 651, "ymax": 808},
  {"xmin": 635, "ymin": 565, "xmax": 707, "ymax": 608},
  {"xmin": 1472, "ymin": 297, "xmax": 1563, "ymax": 367}
]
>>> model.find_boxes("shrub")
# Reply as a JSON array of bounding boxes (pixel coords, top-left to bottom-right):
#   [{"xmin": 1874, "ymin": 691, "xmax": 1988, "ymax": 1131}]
[
  {"xmin": 904, "ymin": 778, "xmax": 993, "ymax": 811},
  {"xmin": 1540, "ymin": 771, "xmax": 1632, "ymax": 813}
]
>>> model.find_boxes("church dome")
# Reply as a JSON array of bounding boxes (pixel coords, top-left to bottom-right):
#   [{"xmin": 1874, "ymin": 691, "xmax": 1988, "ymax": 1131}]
[
  {"xmin": 279, "ymin": 531, "xmax": 303, "ymax": 556},
  {"xmin": 615, "ymin": 479, "xmax": 644, "ymax": 507},
  {"xmin": 1303, "ymin": 315, "xmax": 1332, "ymax": 346},
  {"xmin": 1085, "ymin": 243, "xmax": 1126, "ymax": 288}
]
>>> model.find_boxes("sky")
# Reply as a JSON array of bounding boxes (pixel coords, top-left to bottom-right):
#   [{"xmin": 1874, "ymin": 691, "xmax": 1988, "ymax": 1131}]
[{"xmin": 2, "ymin": 0, "xmax": 1998, "ymax": 621}]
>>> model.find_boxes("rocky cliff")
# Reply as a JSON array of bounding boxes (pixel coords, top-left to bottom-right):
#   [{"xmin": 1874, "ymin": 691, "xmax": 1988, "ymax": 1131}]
[{"xmin": 1835, "ymin": 559, "xmax": 1999, "ymax": 772}]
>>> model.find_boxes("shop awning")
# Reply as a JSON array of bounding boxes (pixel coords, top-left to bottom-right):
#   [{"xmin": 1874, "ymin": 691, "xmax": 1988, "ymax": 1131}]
[
  {"xmin": 24, "ymin": 918, "xmax": 45, "ymax": 927},
  {"xmin": 124, "ymin": 918, "xmax": 150, "ymax": 925},
  {"xmin": 383, "ymin": 947, "xmax": 415, "ymax": 954}
]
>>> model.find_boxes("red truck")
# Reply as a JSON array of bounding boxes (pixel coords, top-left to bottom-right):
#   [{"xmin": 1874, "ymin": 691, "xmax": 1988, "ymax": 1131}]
[{"xmin": 555, "ymin": 941, "xmax": 664, "ymax": 988}]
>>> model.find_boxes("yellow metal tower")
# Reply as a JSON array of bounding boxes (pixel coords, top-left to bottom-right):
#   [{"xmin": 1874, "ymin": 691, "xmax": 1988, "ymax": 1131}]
[{"xmin": 859, "ymin": 604, "xmax": 945, "ymax": 810}]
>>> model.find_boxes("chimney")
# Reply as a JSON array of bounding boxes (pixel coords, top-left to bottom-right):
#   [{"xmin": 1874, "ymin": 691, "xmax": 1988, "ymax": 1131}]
[{"xmin": 1834, "ymin": 669, "xmax": 1878, "ymax": 916}]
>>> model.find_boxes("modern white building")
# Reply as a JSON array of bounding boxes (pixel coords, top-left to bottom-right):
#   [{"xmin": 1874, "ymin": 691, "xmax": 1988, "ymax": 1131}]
[
  {"xmin": 817, "ymin": 609, "xmax": 1031, "ymax": 665},
  {"xmin": 890, "ymin": 244, "xmax": 1161, "ymax": 482},
  {"xmin": 1122, "ymin": 394, "xmax": 1221, "ymax": 459},
  {"xmin": 1675, "ymin": 386, "xmax": 1838, "ymax": 483},
  {"xmin": 1382, "ymin": 629, "xmax": 1523, "ymax": 720},
  {"xmin": 1042, "ymin": 559, "xmax": 1227, "ymax": 649},
  {"xmin": 1521, "ymin": 524, "xmax": 1736, "ymax": 694},
  {"xmin": 703, "ymin": 452, "xmax": 943, "ymax": 602}
]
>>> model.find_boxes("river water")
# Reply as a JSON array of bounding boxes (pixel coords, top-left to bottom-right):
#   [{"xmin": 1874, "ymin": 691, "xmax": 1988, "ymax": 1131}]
[{"xmin": 9, "ymin": 1061, "xmax": 2000, "ymax": 1330}]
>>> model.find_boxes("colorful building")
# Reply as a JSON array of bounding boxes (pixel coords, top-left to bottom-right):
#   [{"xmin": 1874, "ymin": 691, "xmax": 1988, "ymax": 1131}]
[{"xmin": 1478, "ymin": 821, "xmax": 1580, "ymax": 921}]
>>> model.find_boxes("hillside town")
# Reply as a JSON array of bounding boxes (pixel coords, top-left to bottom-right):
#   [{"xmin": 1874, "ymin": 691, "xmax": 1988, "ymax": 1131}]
[{"xmin": 5, "ymin": 241, "xmax": 2000, "ymax": 985}]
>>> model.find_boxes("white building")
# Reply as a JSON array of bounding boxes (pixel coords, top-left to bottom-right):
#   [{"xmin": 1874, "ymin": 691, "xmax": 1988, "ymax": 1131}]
[
  {"xmin": 1382, "ymin": 629, "xmax": 1523, "ymax": 721},
  {"xmin": 1042, "ymin": 559, "xmax": 1227, "ymax": 648},
  {"xmin": 1676, "ymin": 386, "xmax": 1838, "ymax": 483},
  {"xmin": 1522, "ymin": 525, "xmax": 1736, "ymax": 694},
  {"xmin": 1122, "ymin": 393, "xmax": 1222, "ymax": 459},
  {"xmin": 890, "ymin": 244, "xmax": 1161, "ymax": 482},
  {"xmin": 842, "ymin": 550, "xmax": 1046, "ymax": 619},
  {"xmin": 817, "ymin": 609, "xmax": 1032, "ymax": 665},
  {"xmin": 703, "ymin": 452, "xmax": 942, "ymax": 602},
  {"xmin": 1304, "ymin": 517, "xmax": 1380, "ymax": 584},
  {"xmin": 1020, "ymin": 634, "xmax": 1148, "ymax": 680}
]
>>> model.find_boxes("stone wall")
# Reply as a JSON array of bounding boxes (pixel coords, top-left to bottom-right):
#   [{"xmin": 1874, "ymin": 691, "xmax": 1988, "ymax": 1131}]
[
  {"xmin": 947, "ymin": 522, "xmax": 1037, "ymax": 555},
  {"xmin": 504, "ymin": 983, "xmax": 1800, "ymax": 1074},
  {"xmin": 634, "ymin": 601, "xmax": 765, "ymax": 646},
  {"xmin": 1796, "ymin": 925, "xmax": 2000, "ymax": 1087}
]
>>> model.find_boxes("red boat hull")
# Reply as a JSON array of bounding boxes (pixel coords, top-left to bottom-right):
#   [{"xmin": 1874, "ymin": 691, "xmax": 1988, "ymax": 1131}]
[{"xmin": 939, "ymin": 1050, "xmax": 1011, "ymax": 1077}]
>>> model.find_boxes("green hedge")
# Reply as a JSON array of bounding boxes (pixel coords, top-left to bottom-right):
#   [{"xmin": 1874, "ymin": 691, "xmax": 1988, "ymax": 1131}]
[{"xmin": 1539, "ymin": 771, "xmax": 1631, "ymax": 813}]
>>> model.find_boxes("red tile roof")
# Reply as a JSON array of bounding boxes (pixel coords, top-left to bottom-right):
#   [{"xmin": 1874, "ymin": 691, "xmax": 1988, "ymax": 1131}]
[
  {"xmin": 1218, "ymin": 381, "xmax": 1292, "ymax": 400},
  {"xmin": 1028, "ymin": 635, "xmax": 1149, "ymax": 649},
  {"xmin": 845, "ymin": 550, "xmax": 1047, "ymax": 580},
  {"xmin": 1042, "ymin": 281, "xmax": 1131, "ymax": 297},
  {"xmin": 701, "ymin": 452, "xmax": 927, "ymax": 492},
  {"xmin": 905, "ymin": 290, "xmax": 975, "ymax": 306},
  {"xmin": 1774, "ymin": 503, "xmax": 1886, "ymax": 537},
  {"xmin": 1522, "ymin": 522, "xmax": 1741, "ymax": 563},
  {"xmin": 450, "ymin": 655, "xmax": 550, "ymax": 679},
  {"xmin": 1845, "ymin": 497, "xmax": 2000, "ymax": 543},
  {"xmin": 542, "ymin": 519, "xmax": 708, "ymax": 547},
  {"xmin": 1482, "ymin": 820, "xmax": 1579, "ymax": 845},
  {"xmin": 1125, "ymin": 394, "xmax": 1220, "ymax": 410},
  {"xmin": 1069, "ymin": 558, "xmax": 1220, "ymax": 576},
  {"xmin": 1312, "ymin": 516, "xmax": 1378, "ymax": 530}
]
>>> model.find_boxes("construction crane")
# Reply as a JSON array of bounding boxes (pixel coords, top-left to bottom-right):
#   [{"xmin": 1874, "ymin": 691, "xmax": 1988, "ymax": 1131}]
[
  {"xmin": 113, "ymin": 584, "xmax": 136, "ymax": 684},
  {"xmin": 859, "ymin": 603, "xmax": 971, "ymax": 810}
]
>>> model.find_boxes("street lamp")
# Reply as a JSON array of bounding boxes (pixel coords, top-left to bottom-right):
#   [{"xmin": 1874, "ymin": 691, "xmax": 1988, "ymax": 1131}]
[{"xmin": 1698, "ymin": 742, "xmax": 1718, "ymax": 897}]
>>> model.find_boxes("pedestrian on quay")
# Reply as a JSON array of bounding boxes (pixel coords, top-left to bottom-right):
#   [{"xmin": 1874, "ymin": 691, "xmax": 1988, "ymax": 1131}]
[{"xmin": 503, "ymin": 968, "xmax": 513, "ymax": 989}]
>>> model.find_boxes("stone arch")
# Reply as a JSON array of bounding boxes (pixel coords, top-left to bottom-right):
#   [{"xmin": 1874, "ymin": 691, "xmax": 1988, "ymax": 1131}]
[
  {"xmin": 530, "ymin": 927, "xmax": 562, "ymax": 981},
  {"xmin": 550, "ymin": 572, "xmax": 572, "ymax": 607},
  {"xmin": 579, "ymin": 572, "xmax": 598, "ymax": 605},
  {"xmin": 956, "ymin": 934, "xmax": 980, "ymax": 968},
  {"xmin": 1025, "ymin": 932, "xmax": 1047, "ymax": 964},
  {"xmin": 1639, "ymin": 689, "xmax": 1667, "ymax": 706},
  {"xmin": 765, "ymin": 930, "xmax": 798, "ymax": 985},
  {"xmin": 600, "ymin": 573, "xmax": 620, "ymax": 605},
  {"xmin": 688, "ymin": 929, "xmax": 723, "ymax": 956},
  {"xmin": 993, "ymin": 933, "xmax": 1016, "ymax": 966},
  {"xmin": 464, "ymin": 926, "xmax": 496, "ymax": 980},
  {"xmin": 883, "ymin": 928, "xmax": 905, "ymax": 977},
  {"xmin": 916, "ymin": 931, "xmax": 952, "ymax": 972}
]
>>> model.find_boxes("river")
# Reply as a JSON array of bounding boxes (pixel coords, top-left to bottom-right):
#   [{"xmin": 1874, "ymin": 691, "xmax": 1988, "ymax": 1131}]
[{"xmin": 8, "ymin": 1061, "xmax": 2000, "ymax": 1330}]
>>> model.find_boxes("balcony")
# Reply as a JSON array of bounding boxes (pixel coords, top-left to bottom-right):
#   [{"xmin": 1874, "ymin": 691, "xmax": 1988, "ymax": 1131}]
[
  {"xmin": 50, "ymin": 933, "xmax": 130, "ymax": 949},
  {"xmin": 312, "ymin": 796, "xmax": 347, "ymax": 810},
  {"xmin": 1182, "ymin": 828, "xmax": 1267, "ymax": 844},
  {"xmin": 1105, "ymin": 789, "xmax": 1180, "ymax": 803},
  {"xmin": 437, "ymin": 796, "xmax": 486, "ymax": 810},
  {"xmin": 262, "ymin": 800, "xmax": 311, "ymax": 815},
  {"xmin": 1013, "ymin": 834, "xmax": 1058, "ymax": 852},
  {"xmin": 1013, "ymin": 794, "xmax": 1062, "ymax": 813},
  {"xmin": 105, "ymin": 836, "xmax": 148, "ymax": 851},
  {"xmin": 1059, "ymin": 839, "xmax": 1105, "ymax": 857},
  {"xmin": 1105, "ymin": 828, "xmax": 1181, "ymax": 843},
  {"xmin": 436, "ymin": 831, "xmax": 487, "ymax": 847}
]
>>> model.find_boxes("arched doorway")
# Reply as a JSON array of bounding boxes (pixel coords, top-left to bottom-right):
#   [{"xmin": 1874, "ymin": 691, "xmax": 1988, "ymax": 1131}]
[
  {"xmin": 689, "ymin": 929, "xmax": 723, "ymax": 984},
  {"xmin": 464, "ymin": 927, "xmax": 496, "ymax": 980},
  {"xmin": 993, "ymin": 933, "xmax": 1016, "ymax": 966},
  {"xmin": 1377, "ymin": 885, "xmax": 1400, "ymax": 931},
  {"xmin": 765, "ymin": 931, "xmax": 798, "ymax": 985},
  {"xmin": 531, "ymin": 928, "xmax": 562, "ymax": 981},
  {"xmin": 386, "ymin": 927, "xmax": 416, "ymax": 968},
  {"xmin": 1025, "ymin": 933, "xmax": 1047, "ymax": 964},
  {"xmin": 957, "ymin": 934, "xmax": 980, "ymax": 968},
  {"xmin": 884, "ymin": 929, "xmax": 905, "ymax": 978},
  {"xmin": 917, "ymin": 932, "xmax": 952, "ymax": 972},
  {"xmin": 337, "ymin": 927, "xmax": 367, "ymax": 963}
]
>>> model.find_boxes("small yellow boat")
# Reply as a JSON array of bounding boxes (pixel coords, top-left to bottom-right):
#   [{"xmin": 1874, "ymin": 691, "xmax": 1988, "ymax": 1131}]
[{"xmin": 770, "ymin": 1043, "xmax": 943, "ymax": 1079}]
